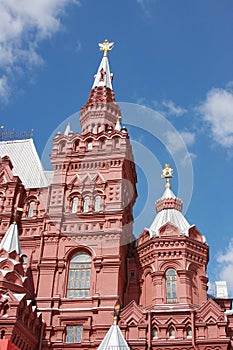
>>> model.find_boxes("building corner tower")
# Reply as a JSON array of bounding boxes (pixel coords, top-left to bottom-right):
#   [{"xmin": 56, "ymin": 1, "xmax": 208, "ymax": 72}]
[{"xmin": 38, "ymin": 39, "xmax": 138, "ymax": 347}]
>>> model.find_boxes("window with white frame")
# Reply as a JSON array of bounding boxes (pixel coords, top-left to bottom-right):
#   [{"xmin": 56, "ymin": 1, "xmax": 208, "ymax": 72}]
[
  {"xmin": 67, "ymin": 252, "xmax": 91, "ymax": 298},
  {"xmin": 28, "ymin": 201, "xmax": 35, "ymax": 218},
  {"xmin": 87, "ymin": 141, "xmax": 92, "ymax": 150},
  {"xmin": 66, "ymin": 325, "xmax": 82, "ymax": 343},
  {"xmin": 83, "ymin": 196, "xmax": 90, "ymax": 213},
  {"xmin": 166, "ymin": 269, "xmax": 177, "ymax": 303},
  {"xmin": 71, "ymin": 197, "xmax": 78, "ymax": 213},
  {"xmin": 94, "ymin": 195, "xmax": 101, "ymax": 212}
]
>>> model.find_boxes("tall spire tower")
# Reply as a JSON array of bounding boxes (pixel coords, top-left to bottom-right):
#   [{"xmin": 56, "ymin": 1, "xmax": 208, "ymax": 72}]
[
  {"xmin": 80, "ymin": 39, "xmax": 120, "ymax": 134},
  {"xmin": 46, "ymin": 39, "xmax": 138, "ymax": 345}
]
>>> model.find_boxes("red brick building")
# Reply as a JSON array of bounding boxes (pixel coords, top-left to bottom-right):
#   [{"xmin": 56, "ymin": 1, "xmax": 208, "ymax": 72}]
[{"xmin": 0, "ymin": 40, "xmax": 233, "ymax": 350}]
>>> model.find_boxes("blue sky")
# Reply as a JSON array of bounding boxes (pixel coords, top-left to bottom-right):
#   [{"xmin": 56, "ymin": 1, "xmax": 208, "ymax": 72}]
[{"xmin": 0, "ymin": 0, "xmax": 233, "ymax": 296}]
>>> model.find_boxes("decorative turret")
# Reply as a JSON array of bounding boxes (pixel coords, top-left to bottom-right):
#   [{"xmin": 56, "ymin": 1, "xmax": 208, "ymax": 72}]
[
  {"xmin": 0, "ymin": 221, "xmax": 21, "ymax": 255},
  {"xmin": 97, "ymin": 304, "xmax": 130, "ymax": 350},
  {"xmin": 135, "ymin": 164, "xmax": 209, "ymax": 309},
  {"xmin": 0, "ymin": 208, "xmax": 30, "ymax": 296},
  {"xmin": 80, "ymin": 39, "xmax": 121, "ymax": 134},
  {"xmin": 0, "ymin": 212, "xmax": 42, "ymax": 350},
  {"xmin": 149, "ymin": 164, "xmax": 191, "ymax": 237}
]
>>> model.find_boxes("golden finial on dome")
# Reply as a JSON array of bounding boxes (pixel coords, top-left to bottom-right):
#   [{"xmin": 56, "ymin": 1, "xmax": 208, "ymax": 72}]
[
  {"xmin": 99, "ymin": 39, "xmax": 114, "ymax": 57},
  {"xmin": 161, "ymin": 164, "xmax": 173, "ymax": 188}
]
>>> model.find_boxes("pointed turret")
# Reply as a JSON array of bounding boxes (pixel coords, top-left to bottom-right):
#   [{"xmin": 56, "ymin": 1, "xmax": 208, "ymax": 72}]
[
  {"xmin": 64, "ymin": 122, "xmax": 71, "ymax": 136},
  {"xmin": 0, "ymin": 222, "xmax": 21, "ymax": 254},
  {"xmin": 0, "ymin": 208, "xmax": 22, "ymax": 255},
  {"xmin": 149, "ymin": 164, "xmax": 191, "ymax": 236},
  {"xmin": 97, "ymin": 304, "xmax": 130, "ymax": 350},
  {"xmin": 80, "ymin": 39, "xmax": 121, "ymax": 134}
]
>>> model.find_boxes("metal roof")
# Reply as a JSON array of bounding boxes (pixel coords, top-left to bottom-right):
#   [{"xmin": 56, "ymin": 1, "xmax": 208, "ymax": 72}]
[
  {"xmin": 0, "ymin": 223, "xmax": 21, "ymax": 254},
  {"xmin": 148, "ymin": 187, "xmax": 191, "ymax": 237},
  {"xmin": 97, "ymin": 324, "xmax": 130, "ymax": 350},
  {"xmin": 149, "ymin": 208, "xmax": 191, "ymax": 236},
  {"xmin": 92, "ymin": 55, "xmax": 113, "ymax": 89},
  {"xmin": 0, "ymin": 139, "xmax": 48, "ymax": 188}
]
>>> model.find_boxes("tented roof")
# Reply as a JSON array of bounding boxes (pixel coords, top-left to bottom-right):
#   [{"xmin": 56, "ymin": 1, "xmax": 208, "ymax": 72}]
[
  {"xmin": 97, "ymin": 324, "xmax": 130, "ymax": 350},
  {"xmin": 0, "ymin": 223, "xmax": 21, "ymax": 254},
  {"xmin": 92, "ymin": 55, "xmax": 113, "ymax": 89}
]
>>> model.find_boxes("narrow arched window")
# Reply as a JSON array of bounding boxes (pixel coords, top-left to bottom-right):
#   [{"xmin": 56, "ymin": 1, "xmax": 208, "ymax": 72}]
[
  {"xmin": 28, "ymin": 201, "xmax": 35, "ymax": 218},
  {"xmin": 166, "ymin": 269, "xmax": 177, "ymax": 303},
  {"xmin": 59, "ymin": 141, "xmax": 66, "ymax": 153},
  {"xmin": 83, "ymin": 196, "xmax": 90, "ymax": 213},
  {"xmin": 74, "ymin": 140, "xmax": 79, "ymax": 151},
  {"xmin": 169, "ymin": 327, "xmax": 175, "ymax": 338},
  {"xmin": 71, "ymin": 197, "xmax": 78, "ymax": 213},
  {"xmin": 186, "ymin": 326, "xmax": 192, "ymax": 338},
  {"xmin": 67, "ymin": 252, "xmax": 91, "ymax": 298},
  {"xmin": 152, "ymin": 328, "xmax": 158, "ymax": 339},
  {"xmin": 113, "ymin": 138, "xmax": 119, "ymax": 148},
  {"xmin": 22, "ymin": 255, "xmax": 27, "ymax": 271},
  {"xmin": 94, "ymin": 195, "xmax": 101, "ymax": 212},
  {"xmin": 0, "ymin": 330, "xmax": 5, "ymax": 339}
]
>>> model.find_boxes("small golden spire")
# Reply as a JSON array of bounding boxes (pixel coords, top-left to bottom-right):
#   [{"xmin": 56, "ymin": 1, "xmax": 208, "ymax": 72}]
[
  {"xmin": 161, "ymin": 164, "xmax": 173, "ymax": 188},
  {"xmin": 99, "ymin": 39, "xmax": 114, "ymax": 57},
  {"xmin": 113, "ymin": 304, "xmax": 120, "ymax": 325}
]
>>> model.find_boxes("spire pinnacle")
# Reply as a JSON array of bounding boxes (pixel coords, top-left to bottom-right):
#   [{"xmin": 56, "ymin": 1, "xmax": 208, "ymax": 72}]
[
  {"xmin": 115, "ymin": 115, "xmax": 122, "ymax": 131},
  {"xmin": 161, "ymin": 163, "xmax": 173, "ymax": 189},
  {"xmin": 99, "ymin": 39, "xmax": 114, "ymax": 57},
  {"xmin": 0, "ymin": 207, "xmax": 23, "ymax": 254},
  {"xmin": 113, "ymin": 304, "xmax": 120, "ymax": 325}
]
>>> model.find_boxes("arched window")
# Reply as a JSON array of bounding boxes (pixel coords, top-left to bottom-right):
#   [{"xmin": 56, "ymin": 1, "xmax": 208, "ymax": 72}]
[
  {"xmin": 94, "ymin": 195, "xmax": 101, "ymax": 212},
  {"xmin": 87, "ymin": 141, "xmax": 92, "ymax": 151},
  {"xmin": 28, "ymin": 201, "xmax": 35, "ymax": 218},
  {"xmin": 71, "ymin": 197, "xmax": 78, "ymax": 213},
  {"xmin": 166, "ymin": 269, "xmax": 177, "ymax": 303},
  {"xmin": 67, "ymin": 252, "xmax": 91, "ymax": 298},
  {"xmin": 0, "ymin": 330, "xmax": 5, "ymax": 339},
  {"xmin": 83, "ymin": 196, "xmax": 90, "ymax": 213},
  {"xmin": 113, "ymin": 138, "xmax": 120, "ymax": 148},
  {"xmin": 74, "ymin": 140, "xmax": 79, "ymax": 151},
  {"xmin": 152, "ymin": 328, "xmax": 158, "ymax": 339},
  {"xmin": 169, "ymin": 327, "xmax": 175, "ymax": 338},
  {"xmin": 59, "ymin": 141, "xmax": 66, "ymax": 153},
  {"xmin": 22, "ymin": 255, "xmax": 27, "ymax": 271},
  {"xmin": 186, "ymin": 326, "xmax": 192, "ymax": 338}
]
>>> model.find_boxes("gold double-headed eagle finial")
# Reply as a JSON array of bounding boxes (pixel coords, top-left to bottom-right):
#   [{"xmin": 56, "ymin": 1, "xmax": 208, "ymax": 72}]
[
  {"xmin": 161, "ymin": 164, "xmax": 173, "ymax": 188},
  {"xmin": 98, "ymin": 39, "xmax": 114, "ymax": 57}
]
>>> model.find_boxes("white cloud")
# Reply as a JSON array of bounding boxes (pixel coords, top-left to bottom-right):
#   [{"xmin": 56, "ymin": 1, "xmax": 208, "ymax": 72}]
[
  {"xmin": 180, "ymin": 130, "xmax": 195, "ymax": 146},
  {"xmin": 217, "ymin": 239, "xmax": 233, "ymax": 295},
  {"xmin": 0, "ymin": 76, "xmax": 10, "ymax": 103},
  {"xmin": 198, "ymin": 88, "xmax": 233, "ymax": 148},
  {"xmin": 164, "ymin": 130, "xmax": 195, "ymax": 155},
  {"xmin": 162, "ymin": 100, "xmax": 187, "ymax": 117},
  {"xmin": 0, "ymin": 0, "xmax": 79, "ymax": 102},
  {"xmin": 136, "ymin": 0, "xmax": 150, "ymax": 15}
]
